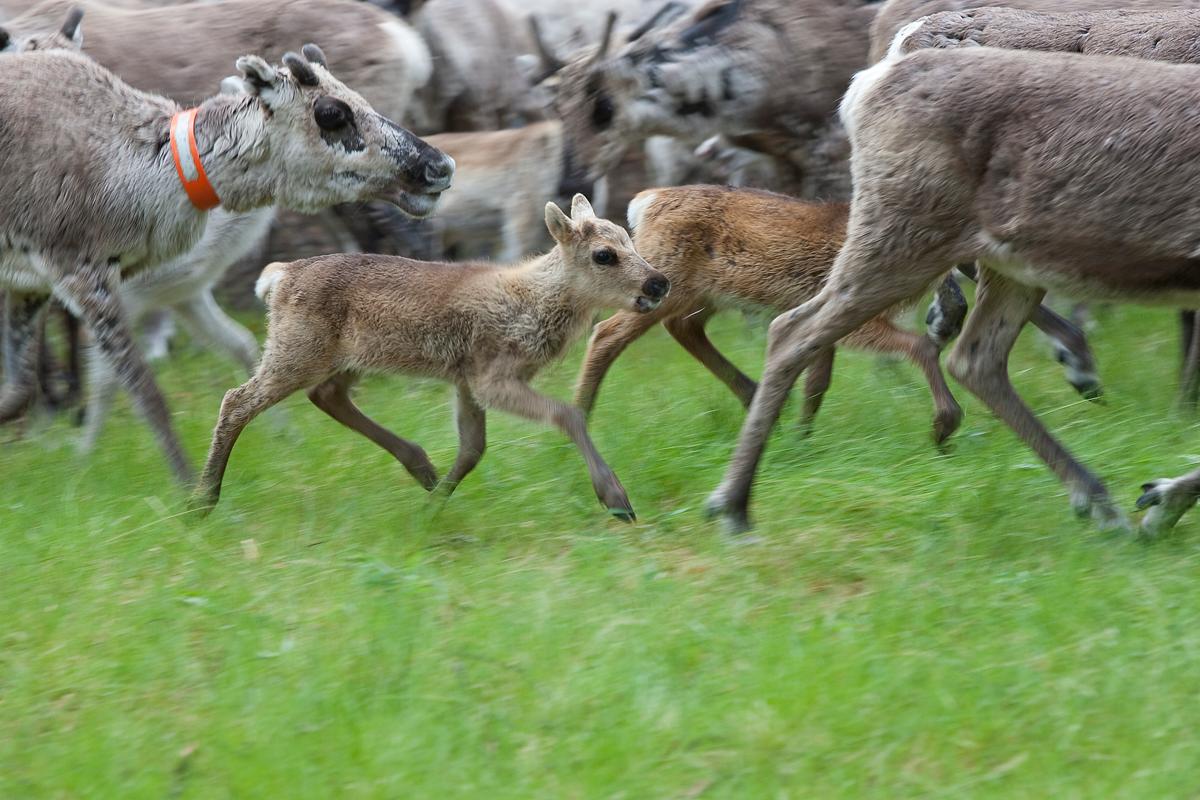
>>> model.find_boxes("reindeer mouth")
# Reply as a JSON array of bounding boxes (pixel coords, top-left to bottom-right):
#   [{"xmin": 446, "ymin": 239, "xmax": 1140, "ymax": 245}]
[
  {"xmin": 634, "ymin": 295, "xmax": 662, "ymax": 313},
  {"xmin": 390, "ymin": 188, "xmax": 443, "ymax": 219}
]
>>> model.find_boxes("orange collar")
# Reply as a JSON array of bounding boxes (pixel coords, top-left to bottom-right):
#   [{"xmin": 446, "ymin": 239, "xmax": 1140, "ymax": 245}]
[{"xmin": 169, "ymin": 108, "xmax": 220, "ymax": 211}]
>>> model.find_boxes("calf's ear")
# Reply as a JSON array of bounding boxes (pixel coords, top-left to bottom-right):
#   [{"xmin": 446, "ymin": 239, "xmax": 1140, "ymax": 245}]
[{"xmin": 545, "ymin": 202, "xmax": 575, "ymax": 244}]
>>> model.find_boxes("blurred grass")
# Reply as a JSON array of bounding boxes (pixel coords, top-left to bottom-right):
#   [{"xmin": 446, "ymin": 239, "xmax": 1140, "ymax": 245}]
[{"xmin": 3, "ymin": 300, "xmax": 1200, "ymax": 797}]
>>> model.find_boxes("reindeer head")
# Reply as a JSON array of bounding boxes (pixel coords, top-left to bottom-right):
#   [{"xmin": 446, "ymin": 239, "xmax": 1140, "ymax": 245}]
[
  {"xmin": 5, "ymin": 7, "xmax": 83, "ymax": 53},
  {"xmin": 533, "ymin": 0, "xmax": 749, "ymax": 181},
  {"xmin": 226, "ymin": 44, "xmax": 454, "ymax": 217},
  {"xmin": 544, "ymin": 194, "xmax": 669, "ymax": 314}
]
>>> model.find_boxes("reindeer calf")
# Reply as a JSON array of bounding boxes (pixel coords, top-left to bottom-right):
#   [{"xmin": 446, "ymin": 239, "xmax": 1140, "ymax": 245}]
[
  {"xmin": 191, "ymin": 195, "xmax": 669, "ymax": 519},
  {"xmin": 577, "ymin": 185, "xmax": 963, "ymax": 440}
]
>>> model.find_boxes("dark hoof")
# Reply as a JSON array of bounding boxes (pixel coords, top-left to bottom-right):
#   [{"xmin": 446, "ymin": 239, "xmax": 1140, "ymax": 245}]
[
  {"xmin": 609, "ymin": 507, "xmax": 637, "ymax": 523},
  {"xmin": 1074, "ymin": 382, "xmax": 1104, "ymax": 402},
  {"xmin": 1136, "ymin": 483, "xmax": 1162, "ymax": 511},
  {"xmin": 932, "ymin": 407, "xmax": 963, "ymax": 448},
  {"xmin": 186, "ymin": 493, "xmax": 217, "ymax": 518}
]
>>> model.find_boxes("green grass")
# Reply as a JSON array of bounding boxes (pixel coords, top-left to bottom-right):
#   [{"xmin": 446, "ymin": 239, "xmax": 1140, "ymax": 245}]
[{"xmin": 4, "ymin": 301, "xmax": 1200, "ymax": 797}]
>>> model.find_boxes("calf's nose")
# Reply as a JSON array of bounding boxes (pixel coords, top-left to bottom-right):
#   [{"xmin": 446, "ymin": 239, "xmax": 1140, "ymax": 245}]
[{"xmin": 642, "ymin": 274, "xmax": 670, "ymax": 300}]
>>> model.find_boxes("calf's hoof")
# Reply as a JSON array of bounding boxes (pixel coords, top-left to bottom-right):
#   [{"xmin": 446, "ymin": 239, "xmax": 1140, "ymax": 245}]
[
  {"xmin": 186, "ymin": 491, "xmax": 219, "ymax": 518},
  {"xmin": 1137, "ymin": 478, "xmax": 1200, "ymax": 537},
  {"xmin": 597, "ymin": 474, "xmax": 635, "ymax": 523},
  {"xmin": 925, "ymin": 278, "xmax": 968, "ymax": 349},
  {"xmin": 932, "ymin": 404, "xmax": 963, "ymax": 449}
]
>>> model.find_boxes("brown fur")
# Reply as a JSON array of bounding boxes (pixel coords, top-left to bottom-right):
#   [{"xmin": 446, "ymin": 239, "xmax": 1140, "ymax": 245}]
[
  {"xmin": 191, "ymin": 195, "xmax": 670, "ymax": 519},
  {"xmin": 575, "ymin": 185, "xmax": 962, "ymax": 442}
]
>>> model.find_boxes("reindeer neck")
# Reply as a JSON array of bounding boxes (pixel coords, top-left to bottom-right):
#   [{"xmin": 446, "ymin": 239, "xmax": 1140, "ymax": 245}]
[
  {"xmin": 506, "ymin": 247, "xmax": 589, "ymax": 315},
  {"xmin": 186, "ymin": 94, "xmax": 272, "ymax": 213}
]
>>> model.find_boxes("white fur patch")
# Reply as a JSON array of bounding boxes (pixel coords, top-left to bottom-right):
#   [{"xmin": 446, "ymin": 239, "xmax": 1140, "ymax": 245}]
[
  {"xmin": 379, "ymin": 18, "xmax": 433, "ymax": 92},
  {"xmin": 254, "ymin": 262, "xmax": 287, "ymax": 301},
  {"xmin": 627, "ymin": 192, "xmax": 658, "ymax": 232},
  {"xmin": 839, "ymin": 18, "xmax": 926, "ymax": 139},
  {"xmin": 887, "ymin": 18, "xmax": 928, "ymax": 60}
]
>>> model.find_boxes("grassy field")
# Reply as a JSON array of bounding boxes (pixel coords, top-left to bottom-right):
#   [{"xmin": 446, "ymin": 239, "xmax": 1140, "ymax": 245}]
[{"xmin": 4, "ymin": 300, "xmax": 1200, "ymax": 797}]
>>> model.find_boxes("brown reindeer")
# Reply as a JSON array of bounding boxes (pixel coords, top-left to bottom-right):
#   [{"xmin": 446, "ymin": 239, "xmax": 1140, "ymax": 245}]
[
  {"xmin": 190, "ymin": 195, "xmax": 669, "ymax": 520},
  {"xmin": 575, "ymin": 185, "xmax": 962, "ymax": 443}
]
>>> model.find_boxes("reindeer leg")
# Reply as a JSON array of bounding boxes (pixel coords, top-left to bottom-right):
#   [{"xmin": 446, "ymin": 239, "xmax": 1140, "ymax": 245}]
[
  {"xmin": 1137, "ymin": 467, "xmax": 1200, "ymax": 536},
  {"xmin": 947, "ymin": 266, "xmax": 1124, "ymax": 530},
  {"xmin": 663, "ymin": 307, "xmax": 758, "ymax": 408},
  {"xmin": 77, "ymin": 343, "xmax": 118, "ymax": 453},
  {"xmin": 1030, "ymin": 304, "xmax": 1102, "ymax": 401},
  {"xmin": 573, "ymin": 309, "xmax": 664, "ymax": 415},
  {"xmin": 706, "ymin": 234, "xmax": 955, "ymax": 533},
  {"xmin": 0, "ymin": 291, "xmax": 50, "ymax": 424},
  {"xmin": 797, "ymin": 346, "xmax": 835, "ymax": 437},
  {"xmin": 190, "ymin": 366, "xmax": 309, "ymax": 513},
  {"xmin": 1179, "ymin": 311, "xmax": 1200, "ymax": 410},
  {"xmin": 474, "ymin": 373, "xmax": 634, "ymax": 521},
  {"xmin": 844, "ymin": 316, "xmax": 963, "ymax": 446},
  {"xmin": 957, "ymin": 263, "xmax": 1102, "ymax": 400},
  {"xmin": 53, "ymin": 265, "xmax": 193, "ymax": 485},
  {"xmin": 306, "ymin": 372, "xmax": 439, "ymax": 491},
  {"xmin": 435, "ymin": 383, "xmax": 486, "ymax": 496}
]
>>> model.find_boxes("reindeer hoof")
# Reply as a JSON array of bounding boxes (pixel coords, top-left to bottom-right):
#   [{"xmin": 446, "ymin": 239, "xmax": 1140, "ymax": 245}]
[
  {"xmin": 1137, "ymin": 478, "xmax": 1200, "ymax": 536},
  {"xmin": 925, "ymin": 277, "xmax": 968, "ymax": 348},
  {"xmin": 704, "ymin": 488, "xmax": 752, "ymax": 534},
  {"xmin": 186, "ymin": 492, "xmax": 218, "ymax": 518},
  {"xmin": 932, "ymin": 405, "xmax": 963, "ymax": 448},
  {"xmin": 609, "ymin": 507, "xmax": 637, "ymax": 523}
]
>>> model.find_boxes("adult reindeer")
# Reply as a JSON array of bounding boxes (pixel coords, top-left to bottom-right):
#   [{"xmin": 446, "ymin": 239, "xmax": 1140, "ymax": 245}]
[
  {"xmin": 0, "ymin": 39, "xmax": 453, "ymax": 484},
  {"xmin": 707, "ymin": 42, "xmax": 1200, "ymax": 535},
  {"xmin": 884, "ymin": 4, "xmax": 1200, "ymax": 409}
]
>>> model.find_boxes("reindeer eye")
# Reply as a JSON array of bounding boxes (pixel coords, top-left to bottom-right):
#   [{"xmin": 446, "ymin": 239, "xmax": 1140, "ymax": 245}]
[
  {"xmin": 592, "ymin": 248, "xmax": 616, "ymax": 266},
  {"xmin": 592, "ymin": 93, "xmax": 615, "ymax": 130},
  {"xmin": 314, "ymin": 96, "xmax": 351, "ymax": 131}
]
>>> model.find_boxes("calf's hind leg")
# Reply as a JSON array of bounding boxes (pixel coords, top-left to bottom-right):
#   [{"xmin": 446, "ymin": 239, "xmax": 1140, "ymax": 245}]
[
  {"xmin": 435, "ymin": 384, "xmax": 486, "ymax": 496},
  {"xmin": 663, "ymin": 308, "xmax": 758, "ymax": 408},
  {"xmin": 475, "ymin": 373, "xmax": 635, "ymax": 521},
  {"xmin": 946, "ymin": 267, "xmax": 1123, "ymax": 529},
  {"xmin": 307, "ymin": 372, "xmax": 438, "ymax": 491},
  {"xmin": 843, "ymin": 316, "xmax": 962, "ymax": 446},
  {"xmin": 191, "ymin": 366, "xmax": 312, "ymax": 513}
]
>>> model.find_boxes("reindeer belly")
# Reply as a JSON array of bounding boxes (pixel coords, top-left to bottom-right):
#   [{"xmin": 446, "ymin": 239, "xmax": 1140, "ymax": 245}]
[{"xmin": 979, "ymin": 231, "xmax": 1200, "ymax": 306}]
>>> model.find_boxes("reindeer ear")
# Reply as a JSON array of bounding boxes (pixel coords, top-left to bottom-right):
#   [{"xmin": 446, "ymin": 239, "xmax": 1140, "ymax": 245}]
[
  {"xmin": 237, "ymin": 55, "xmax": 278, "ymax": 89},
  {"xmin": 570, "ymin": 193, "xmax": 596, "ymax": 221},
  {"xmin": 545, "ymin": 201, "xmax": 574, "ymax": 243},
  {"xmin": 282, "ymin": 51, "xmax": 319, "ymax": 87},
  {"xmin": 61, "ymin": 6, "xmax": 84, "ymax": 46},
  {"xmin": 301, "ymin": 43, "xmax": 327, "ymax": 68}
]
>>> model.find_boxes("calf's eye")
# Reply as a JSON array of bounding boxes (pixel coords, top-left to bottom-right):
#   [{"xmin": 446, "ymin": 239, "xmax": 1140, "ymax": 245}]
[{"xmin": 592, "ymin": 248, "xmax": 616, "ymax": 265}]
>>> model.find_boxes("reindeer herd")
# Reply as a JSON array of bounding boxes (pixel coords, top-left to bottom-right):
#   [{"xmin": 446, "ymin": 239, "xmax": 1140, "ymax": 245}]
[{"xmin": 5, "ymin": 0, "xmax": 1200, "ymax": 537}]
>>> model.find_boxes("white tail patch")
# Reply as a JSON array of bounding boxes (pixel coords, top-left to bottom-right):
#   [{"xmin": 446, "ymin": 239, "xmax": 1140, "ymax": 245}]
[
  {"xmin": 627, "ymin": 192, "xmax": 658, "ymax": 232},
  {"xmin": 840, "ymin": 18, "xmax": 927, "ymax": 138},
  {"xmin": 255, "ymin": 262, "xmax": 287, "ymax": 302}
]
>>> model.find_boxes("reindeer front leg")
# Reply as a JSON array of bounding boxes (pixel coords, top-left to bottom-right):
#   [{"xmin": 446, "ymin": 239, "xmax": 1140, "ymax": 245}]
[
  {"xmin": 0, "ymin": 291, "xmax": 50, "ymax": 423},
  {"xmin": 472, "ymin": 373, "xmax": 635, "ymax": 521},
  {"xmin": 53, "ymin": 264, "xmax": 194, "ymax": 485}
]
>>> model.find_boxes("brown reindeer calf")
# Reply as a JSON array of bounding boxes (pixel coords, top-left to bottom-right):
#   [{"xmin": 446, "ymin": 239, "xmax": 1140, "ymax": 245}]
[
  {"xmin": 575, "ymin": 185, "xmax": 964, "ymax": 443},
  {"xmin": 191, "ymin": 195, "xmax": 669, "ymax": 520}
]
